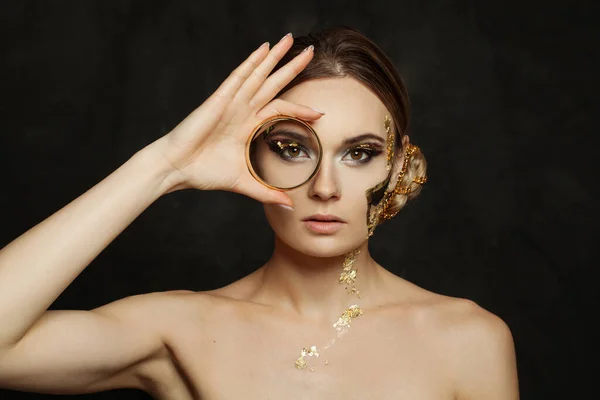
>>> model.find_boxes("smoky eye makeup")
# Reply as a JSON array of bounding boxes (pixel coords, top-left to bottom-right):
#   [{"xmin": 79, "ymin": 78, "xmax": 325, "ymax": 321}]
[
  {"xmin": 343, "ymin": 142, "xmax": 384, "ymax": 165},
  {"xmin": 266, "ymin": 138, "xmax": 312, "ymax": 161},
  {"xmin": 261, "ymin": 128, "xmax": 386, "ymax": 165},
  {"xmin": 263, "ymin": 129, "xmax": 316, "ymax": 162}
]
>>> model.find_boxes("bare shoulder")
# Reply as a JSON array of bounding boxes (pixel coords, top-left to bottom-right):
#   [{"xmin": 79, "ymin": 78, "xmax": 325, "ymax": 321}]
[
  {"xmin": 109, "ymin": 289, "xmax": 222, "ymax": 394},
  {"xmin": 424, "ymin": 295, "xmax": 512, "ymax": 338},
  {"xmin": 377, "ymin": 271, "xmax": 519, "ymax": 399},
  {"xmin": 424, "ymin": 296, "xmax": 519, "ymax": 400},
  {"xmin": 134, "ymin": 289, "xmax": 227, "ymax": 321},
  {"xmin": 380, "ymin": 270, "xmax": 514, "ymax": 343},
  {"xmin": 396, "ymin": 287, "xmax": 515, "ymax": 361},
  {"xmin": 101, "ymin": 289, "xmax": 204, "ymax": 319},
  {"xmin": 91, "ymin": 289, "xmax": 198, "ymax": 328}
]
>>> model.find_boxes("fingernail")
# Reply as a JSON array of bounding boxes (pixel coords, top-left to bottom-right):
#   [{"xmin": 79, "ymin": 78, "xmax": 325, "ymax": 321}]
[
  {"xmin": 280, "ymin": 32, "xmax": 293, "ymax": 42},
  {"xmin": 259, "ymin": 41, "xmax": 270, "ymax": 49},
  {"xmin": 302, "ymin": 45, "xmax": 314, "ymax": 53},
  {"xmin": 277, "ymin": 204, "xmax": 294, "ymax": 210},
  {"xmin": 310, "ymin": 107, "xmax": 325, "ymax": 114}
]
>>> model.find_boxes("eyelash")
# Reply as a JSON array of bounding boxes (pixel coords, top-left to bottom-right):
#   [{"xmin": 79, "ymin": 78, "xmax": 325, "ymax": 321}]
[
  {"xmin": 266, "ymin": 140, "xmax": 310, "ymax": 161},
  {"xmin": 267, "ymin": 140, "xmax": 383, "ymax": 165},
  {"xmin": 346, "ymin": 145, "xmax": 383, "ymax": 164}
]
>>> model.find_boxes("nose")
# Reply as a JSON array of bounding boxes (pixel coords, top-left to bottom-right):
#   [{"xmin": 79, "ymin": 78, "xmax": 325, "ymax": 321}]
[{"xmin": 307, "ymin": 159, "xmax": 340, "ymax": 201}]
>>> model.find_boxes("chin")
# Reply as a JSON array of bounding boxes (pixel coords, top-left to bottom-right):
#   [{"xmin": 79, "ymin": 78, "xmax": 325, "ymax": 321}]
[{"xmin": 275, "ymin": 224, "xmax": 367, "ymax": 258}]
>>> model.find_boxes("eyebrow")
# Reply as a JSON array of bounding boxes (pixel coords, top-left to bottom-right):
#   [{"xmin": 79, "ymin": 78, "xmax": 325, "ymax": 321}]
[
  {"xmin": 342, "ymin": 133, "xmax": 386, "ymax": 146},
  {"xmin": 265, "ymin": 130, "xmax": 386, "ymax": 146}
]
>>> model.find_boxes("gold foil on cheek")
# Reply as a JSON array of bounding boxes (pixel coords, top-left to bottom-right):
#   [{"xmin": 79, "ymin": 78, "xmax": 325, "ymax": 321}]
[
  {"xmin": 364, "ymin": 115, "xmax": 396, "ymax": 239},
  {"xmin": 384, "ymin": 115, "xmax": 395, "ymax": 171}
]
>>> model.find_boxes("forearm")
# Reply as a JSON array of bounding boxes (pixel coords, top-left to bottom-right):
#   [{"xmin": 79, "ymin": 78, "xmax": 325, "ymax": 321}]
[{"xmin": 0, "ymin": 139, "xmax": 179, "ymax": 347}]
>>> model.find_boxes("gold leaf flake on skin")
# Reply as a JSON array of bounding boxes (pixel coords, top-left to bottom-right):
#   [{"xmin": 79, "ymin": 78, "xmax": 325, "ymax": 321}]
[
  {"xmin": 333, "ymin": 305, "xmax": 363, "ymax": 331},
  {"xmin": 294, "ymin": 248, "xmax": 364, "ymax": 370},
  {"xmin": 339, "ymin": 249, "xmax": 361, "ymax": 298},
  {"xmin": 295, "ymin": 356, "xmax": 308, "ymax": 369}
]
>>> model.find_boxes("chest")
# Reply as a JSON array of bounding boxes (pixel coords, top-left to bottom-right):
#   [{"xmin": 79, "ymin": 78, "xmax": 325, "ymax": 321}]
[{"xmin": 160, "ymin": 309, "xmax": 456, "ymax": 400}]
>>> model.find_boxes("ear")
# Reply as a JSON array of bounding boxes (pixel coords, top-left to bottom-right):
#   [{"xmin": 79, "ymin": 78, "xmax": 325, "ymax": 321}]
[{"xmin": 386, "ymin": 134, "xmax": 410, "ymax": 191}]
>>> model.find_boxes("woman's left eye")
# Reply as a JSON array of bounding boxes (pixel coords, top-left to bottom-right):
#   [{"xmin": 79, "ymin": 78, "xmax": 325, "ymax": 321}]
[{"xmin": 343, "ymin": 147, "xmax": 380, "ymax": 163}]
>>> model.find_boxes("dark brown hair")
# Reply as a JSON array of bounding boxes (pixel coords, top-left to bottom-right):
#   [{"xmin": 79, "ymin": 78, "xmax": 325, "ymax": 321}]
[
  {"xmin": 272, "ymin": 25, "xmax": 427, "ymax": 209},
  {"xmin": 274, "ymin": 25, "xmax": 409, "ymax": 142}
]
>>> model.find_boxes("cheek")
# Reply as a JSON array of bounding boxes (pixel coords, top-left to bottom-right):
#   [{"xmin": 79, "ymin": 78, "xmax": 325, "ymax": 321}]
[
  {"xmin": 342, "ymin": 165, "xmax": 390, "ymax": 201},
  {"xmin": 263, "ymin": 203, "xmax": 300, "ymax": 237},
  {"xmin": 345, "ymin": 155, "xmax": 389, "ymax": 183},
  {"xmin": 263, "ymin": 204, "xmax": 284, "ymax": 227}
]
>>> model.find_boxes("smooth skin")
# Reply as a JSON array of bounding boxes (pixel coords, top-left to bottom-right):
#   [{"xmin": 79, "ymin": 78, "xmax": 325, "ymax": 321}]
[
  {"xmin": 0, "ymin": 33, "xmax": 319, "ymax": 393},
  {"xmin": 0, "ymin": 33, "xmax": 519, "ymax": 399}
]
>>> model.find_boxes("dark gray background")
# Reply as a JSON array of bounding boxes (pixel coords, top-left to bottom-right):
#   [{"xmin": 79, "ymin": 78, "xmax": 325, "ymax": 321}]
[{"xmin": 0, "ymin": 0, "xmax": 597, "ymax": 398}]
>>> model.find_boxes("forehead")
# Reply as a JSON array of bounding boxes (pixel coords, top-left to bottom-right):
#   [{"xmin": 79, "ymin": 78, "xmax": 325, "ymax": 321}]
[{"xmin": 277, "ymin": 77, "xmax": 390, "ymax": 140}]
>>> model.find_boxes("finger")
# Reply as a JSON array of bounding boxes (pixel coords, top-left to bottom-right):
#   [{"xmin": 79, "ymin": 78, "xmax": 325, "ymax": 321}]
[
  {"xmin": 250, "ymin": 45, "xmax": 314, "ymax": 110},
  {"xmin": 255, "ymin": 98, "xmax": 325, "ymax": 121},
  {"xmin": 207, "ymin": 41, "xmax": 271, "ymax": 110},
  {"xmin": 174, "ymin": 42, "xmax": 271, "ymax": 138},
  {"xmin": 234, "ymin": 33, "xmax": 296, "ymax": 106}
]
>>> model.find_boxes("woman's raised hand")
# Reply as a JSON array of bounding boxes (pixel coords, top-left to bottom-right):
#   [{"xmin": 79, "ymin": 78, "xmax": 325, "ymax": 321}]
[{"xmin": 153, "ymin": 33, "xmax": 323, "ymax": 208}]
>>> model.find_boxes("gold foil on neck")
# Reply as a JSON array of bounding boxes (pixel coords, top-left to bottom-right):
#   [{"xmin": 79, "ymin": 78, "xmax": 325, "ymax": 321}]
[{"xmin": 294, "ymin": 248, "xmax": 364, "ymax": 370}]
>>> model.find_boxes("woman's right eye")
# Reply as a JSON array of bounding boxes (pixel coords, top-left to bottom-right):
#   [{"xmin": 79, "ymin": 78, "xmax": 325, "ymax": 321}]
[{"xmin": 267, "ymin": 140, "xmax": 310, "ymax": 161}]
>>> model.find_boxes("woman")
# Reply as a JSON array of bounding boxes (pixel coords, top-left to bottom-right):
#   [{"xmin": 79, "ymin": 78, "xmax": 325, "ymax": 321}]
[{"xmin": 0, "ymin": 26, "xmax": 519, "ymax": 399}]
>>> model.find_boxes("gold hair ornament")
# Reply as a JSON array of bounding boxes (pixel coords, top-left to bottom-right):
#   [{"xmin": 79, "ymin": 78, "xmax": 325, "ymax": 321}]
[{"xmin": 367, "ymin": 142, "xmax": 427, "ymax": 237}]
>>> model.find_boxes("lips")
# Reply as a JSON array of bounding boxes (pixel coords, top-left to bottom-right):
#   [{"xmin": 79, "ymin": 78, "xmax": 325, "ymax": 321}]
[
  {"xmin": 302, "ymin": 214, "xmax": 346, "ymax": 223},
  {"xmin": 303, "ymin": 219, "xmax": 345, "ymax": 234}
]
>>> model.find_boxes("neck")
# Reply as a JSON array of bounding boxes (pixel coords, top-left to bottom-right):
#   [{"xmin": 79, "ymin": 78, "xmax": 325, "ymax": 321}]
[{"xmin": 254, "ymin": 235, "xmax": 384, "ymax": 322}]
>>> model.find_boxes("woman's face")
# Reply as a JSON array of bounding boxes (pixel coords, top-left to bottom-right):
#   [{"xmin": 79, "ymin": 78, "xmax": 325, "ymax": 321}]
[{"xmin": 262, "ymin": 77, "xmax": 398, "ymax": 257}]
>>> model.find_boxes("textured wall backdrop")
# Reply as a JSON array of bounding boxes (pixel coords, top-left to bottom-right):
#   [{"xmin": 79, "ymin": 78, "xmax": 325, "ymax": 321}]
[{"xmin": 0, "ymin": 0, "xmax": 596, "ymax": 399}]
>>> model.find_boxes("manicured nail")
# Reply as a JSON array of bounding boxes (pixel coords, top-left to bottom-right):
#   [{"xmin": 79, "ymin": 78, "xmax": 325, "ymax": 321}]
[
  {"xmin": 310, "ymin": 107, "xmax": 325, "ymax": 114},
  {"xmin": 280, "ymin": 32, "xmax": 293, "ymax": 42},
  {"xmin": 302, "ymin": 45, "xmax": 314, "ymax": 53},
  {"xmin": 259, "ymin": 41, "xmax": 270, "ymax": 49},
  {"xmin": 277, "ymin": 204, "xmax": 294, "ymax": 211}
]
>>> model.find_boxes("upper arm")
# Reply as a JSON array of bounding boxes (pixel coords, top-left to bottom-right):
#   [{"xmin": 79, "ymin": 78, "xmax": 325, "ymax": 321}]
[
  {"xmin": 0, "ymin": 290, "xmax": 192, "ymax": 395},
  {"xmin": 450, "ymin": 301, "xmax": 520, "ymax": 400}
]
